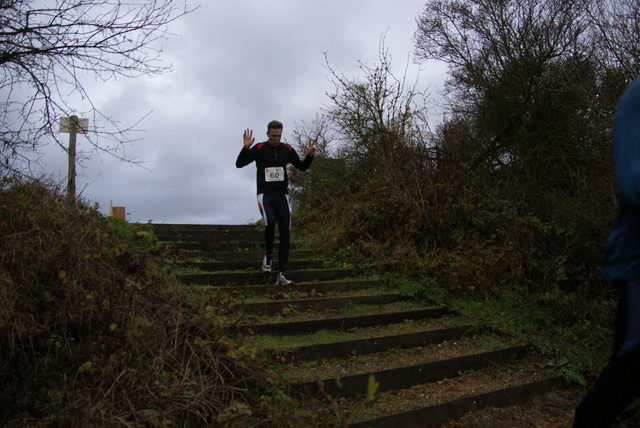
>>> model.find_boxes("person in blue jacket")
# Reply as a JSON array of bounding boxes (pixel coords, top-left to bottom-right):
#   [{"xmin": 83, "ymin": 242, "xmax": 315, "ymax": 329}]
[
  {"xmin": 236, "ymin": 120, "xmax": 317, "ymax": 286},
  {"xmin": 573, "ymin": 77, "xmax": 640, "ymax": 427}
]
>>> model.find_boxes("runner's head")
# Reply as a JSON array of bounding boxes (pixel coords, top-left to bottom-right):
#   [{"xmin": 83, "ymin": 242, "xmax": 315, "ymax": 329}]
[{"xmin": 267, "ymin": 120, "xmax": 283, "ymax": 147}]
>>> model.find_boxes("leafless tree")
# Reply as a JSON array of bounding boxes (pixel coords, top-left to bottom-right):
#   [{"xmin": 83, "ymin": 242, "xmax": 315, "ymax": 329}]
[
  {"xmin": 413, "ymin": 0, "xmax": 593, "ymax": 110},
  {"xmin": 589, "ymin": 0, "xmax": 640, "ymax": 79},
  {"xmin": 0, "ymin": 0, "xmax": 194, "ymax": 176},
  {"xmin": 412, "ymin": 0, "xmax": 617, "ymax": 239},
  {"xmin": 413, "ymin": 0, "xmax": 598, "ymax": 170},
  {"xmin": 322, "ymin": 42, "xmax": 431, "ymax": 181}
]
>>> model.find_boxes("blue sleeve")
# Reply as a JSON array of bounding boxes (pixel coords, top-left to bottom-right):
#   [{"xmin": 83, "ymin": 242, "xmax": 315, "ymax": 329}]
[{"xmin": 614, "ymin": 78, "xmax": 640, "ymax": 208}]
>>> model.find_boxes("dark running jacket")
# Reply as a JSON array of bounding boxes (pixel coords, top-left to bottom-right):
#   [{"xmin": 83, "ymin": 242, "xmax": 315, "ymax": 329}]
[
  {"xmin": 601, "ymin": 77, "xmax": 640, "ymax": 282},
  {"xmin": 236, "ymin": 142, "xmax": 314, "ymax": 195}
]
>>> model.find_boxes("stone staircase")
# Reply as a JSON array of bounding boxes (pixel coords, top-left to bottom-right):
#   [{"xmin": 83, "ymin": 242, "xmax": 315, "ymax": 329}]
[{"xmin": 151, "ymin": 223, "xmax": 567, "ymax": 427}]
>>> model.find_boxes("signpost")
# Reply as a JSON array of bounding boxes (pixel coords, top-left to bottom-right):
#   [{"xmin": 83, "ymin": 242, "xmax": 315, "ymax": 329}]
[{"xmin": 59, "ymin": 116, "xmax": 88, "ymax": 201}]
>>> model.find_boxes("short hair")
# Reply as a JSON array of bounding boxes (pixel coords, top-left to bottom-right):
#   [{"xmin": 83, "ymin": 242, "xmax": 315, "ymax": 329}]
[{"xmin": 267, "ymin": 120, "xmax": 283, "ymax": 131}]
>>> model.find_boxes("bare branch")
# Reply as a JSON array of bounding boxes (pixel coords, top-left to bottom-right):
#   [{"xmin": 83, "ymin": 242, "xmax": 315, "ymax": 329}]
[{"xmin": 0, "ymin": 0, "xmax": 196, "ymax": 176}]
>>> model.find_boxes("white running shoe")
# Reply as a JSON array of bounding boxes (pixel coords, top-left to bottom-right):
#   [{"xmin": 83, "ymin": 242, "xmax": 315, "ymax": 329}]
[
  {"xmin": 262, "ymin": 254, "xmax": 272, "ymax": 272},
  {"xmin": 276, "ymin": 272, "xmax": 293, "ymax": 286}
]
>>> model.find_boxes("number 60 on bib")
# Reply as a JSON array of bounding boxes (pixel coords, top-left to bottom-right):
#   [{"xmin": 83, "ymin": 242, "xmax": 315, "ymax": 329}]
[{"xmin": 265, "ymin": 167, "xmax": 285, "ymax": 182}]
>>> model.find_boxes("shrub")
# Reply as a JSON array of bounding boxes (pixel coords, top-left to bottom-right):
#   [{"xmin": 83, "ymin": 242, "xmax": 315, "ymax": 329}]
[{"xmin": 0, "ymin": 178, "xmax": 286, "ymax": 426}]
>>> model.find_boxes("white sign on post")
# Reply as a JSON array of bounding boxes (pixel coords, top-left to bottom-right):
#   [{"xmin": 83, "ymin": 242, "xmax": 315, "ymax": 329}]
[{"xmin": 59, "ymin": 117, "xmax": 89, "ymax": 134}]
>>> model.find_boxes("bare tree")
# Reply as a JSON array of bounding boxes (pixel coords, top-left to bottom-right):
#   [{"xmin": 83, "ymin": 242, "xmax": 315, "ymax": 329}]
[
  {"xmin": 413, "ymin": 0, "xmax": 593, "ymax": 99},
  {"xmin": 589, "ymin": 0, "xmax": 640, "ymax": 79},
  {"xmin": 413, "ymin": 0, "xmax": 599, "ymax": 171},
  {"xmin": 322, "ymin": 42, "xmax": 432, "ymax": 188},
  {"xmin": 412, "ymin": 0, "xmax": 616, "ymax": 241},
  {"xmin": 0, "ymin": 0, "xmax": 194, "ymax": 175}
]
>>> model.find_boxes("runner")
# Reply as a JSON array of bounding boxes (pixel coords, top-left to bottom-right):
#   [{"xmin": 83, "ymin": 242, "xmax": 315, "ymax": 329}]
[
  {"xmin": 236, "ymin": 120, "xmax": 317, "ymax": 285},
  {"xmin": 573, "ymin": 76, "xmax": 640, "ymax": 427}
]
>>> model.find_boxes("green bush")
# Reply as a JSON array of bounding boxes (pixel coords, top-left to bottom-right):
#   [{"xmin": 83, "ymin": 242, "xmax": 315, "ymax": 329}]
[{"xmin": 0, "ymin": 178, "xmax": 287, "ymax": 426}]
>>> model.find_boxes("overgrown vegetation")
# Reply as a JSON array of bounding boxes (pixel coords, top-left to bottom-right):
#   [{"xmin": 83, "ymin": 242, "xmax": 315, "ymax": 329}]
[
  {"xmin": 3, "ymin": 0, "xmax": 639, "ymax": 424},
  {"xmin": 0, "ymin": 179, "xmax": 293, "ymax": 426},
  {"xmin": 288, "ymin": 0, "xmax": 639, "ymax": 381}
]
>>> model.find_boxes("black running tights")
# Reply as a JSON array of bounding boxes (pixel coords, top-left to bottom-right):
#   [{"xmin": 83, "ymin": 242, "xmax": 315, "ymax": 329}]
[{"xmin": 257, "ymin": 193, "xmax": 291, "ymax": 273}]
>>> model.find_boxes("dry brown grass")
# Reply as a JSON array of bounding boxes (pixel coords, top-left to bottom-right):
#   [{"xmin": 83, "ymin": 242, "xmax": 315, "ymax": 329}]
[{"xmin": 0, "ymin": 178, "xmax": 293, "ymax": 427}]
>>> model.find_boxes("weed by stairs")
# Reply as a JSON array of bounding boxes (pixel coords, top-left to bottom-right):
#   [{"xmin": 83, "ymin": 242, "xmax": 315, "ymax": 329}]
[{"xmin": 152, "ymin": 223, "xmax": 570, "ymax": 427}]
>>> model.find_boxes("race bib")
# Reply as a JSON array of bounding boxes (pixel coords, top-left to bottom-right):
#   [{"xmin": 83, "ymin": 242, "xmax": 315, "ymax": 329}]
[{"xmin": 265, "ymin": 167, "xmax": 285, "ymax": 182}]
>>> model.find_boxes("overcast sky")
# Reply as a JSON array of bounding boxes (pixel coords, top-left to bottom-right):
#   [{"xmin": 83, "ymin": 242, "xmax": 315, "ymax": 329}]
[{"xmin": 40, "ymin": 0, "xmax": 447, "ymax": 225}]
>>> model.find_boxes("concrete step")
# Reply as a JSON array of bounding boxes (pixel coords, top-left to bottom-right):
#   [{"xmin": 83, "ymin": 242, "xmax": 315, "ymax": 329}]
[
  {"xmin": 178, "ymin": 268, "xmax": 353, "ymax": 286},
  {"xmin": 349, "ymin": 376, "xmax": 565, "ymax": 428},
  {"xmin": 233, "ymin": 293, "xmax": 403, "ymax": 315},
  {"xmin": 187, "ymin": 259, "xmax": 325, "ymax": 272},
  {"xmin": 155, "ymin": 231, "xmax": 260, "ymax": 241},
  {"xmin": 168, "ymin": 240, "xmax": 304, "ymax": 252},
  {"xmin": 179, "ymin": 250, "xmax": 314, "ymax": 262},
  {"xmin": 153, "ymin": 222, "xmax": 565, "ymax": 426},
  {"xmin": 290, "ymin": 346, "xmax": 529, "ymax": 398},
  {"xmin": 276, "ymin": 325, "xmax": 473, "ymax": 361},
  {"xmin": 237, "ymin": 307, "xmax": 449, "ymax": 335},
  {"xmin": 151, "ymin": 223, "xmax": 256, "ymax": 234},
  {"xmin": 184, "ymin": 279, "xmax": 383, "ymax": 296}
]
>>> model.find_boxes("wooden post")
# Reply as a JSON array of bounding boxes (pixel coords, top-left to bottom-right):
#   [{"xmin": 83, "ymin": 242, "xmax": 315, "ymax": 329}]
[
  {"xmin": 59, "ymin": 115, "xmax": 88, "ymax": 202},
  {"xmin": 67, "ymin": 115, "xmax": 77, "ymax": 201}
]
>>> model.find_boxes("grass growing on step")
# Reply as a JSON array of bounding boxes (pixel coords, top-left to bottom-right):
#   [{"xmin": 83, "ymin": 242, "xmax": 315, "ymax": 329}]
[
  {"xmin": 234, "ymin": 300, "xmax": 439, "ymax": 324},
  {"xmin": 397, "ymin": 275, "xmax": 614, "ymax": 386},
  {"xmin": 0, "ymin": 179, "xmax": 299, "ymax": 427},
  {"xmin": 239, "ymin": 286, "xmax": 396, "ymax": 303},
  {"xmin": 246, "ymin": 316, "xmax": 462, "ymax": 350},
  {"xmin": 342, "ymin": 359, "xmax": 563, "ymax": 424},
  {"xmin": 273, "ymin": 334, "xmax": 514, "ymax": 383}
]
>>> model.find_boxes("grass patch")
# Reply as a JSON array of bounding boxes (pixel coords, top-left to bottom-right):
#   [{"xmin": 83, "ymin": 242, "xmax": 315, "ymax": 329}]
[
  {"xmin": 399, "ymin": 277, "xmax": 614, "ymax": 386},
  {"xmin": 234, "ymin": 299, "xmax": 440, "ymax": 325},
  {"xmin": 246, "ymin": 316, "xmax": 463, "ymax": 350},
  {"xmin": 273, "ymin": 333, "xmax": 513, "ymax": 383},
  {"xmin": 0, "ymin": 178, "xmax": 299, "ymax": 426}
]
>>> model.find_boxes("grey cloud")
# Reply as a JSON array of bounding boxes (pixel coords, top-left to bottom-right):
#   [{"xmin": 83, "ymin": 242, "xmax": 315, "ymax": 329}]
[{"xmin": 36, "ymin": 0, "xmax": 435, "ymax": 224}]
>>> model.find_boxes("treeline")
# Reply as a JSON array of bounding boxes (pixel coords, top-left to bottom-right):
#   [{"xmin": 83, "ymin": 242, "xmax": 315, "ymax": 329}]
[{"xmin": 289, "ymin": 0, "xmax": 639, "ymax": 307}]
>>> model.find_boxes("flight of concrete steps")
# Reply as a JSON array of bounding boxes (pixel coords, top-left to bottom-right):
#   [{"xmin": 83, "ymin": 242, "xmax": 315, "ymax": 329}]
[{"xmin": 151, "ymin": 223, "xmax": 566, "ymax": 427}]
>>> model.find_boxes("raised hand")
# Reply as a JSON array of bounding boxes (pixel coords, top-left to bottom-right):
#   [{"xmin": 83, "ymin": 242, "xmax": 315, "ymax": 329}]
[
  {"xmin": 307, "ymin": 137, "xmax": 318, "ymax": 156},
  {"xmin": 243, "ymin": 129, "xmax": 254, "ymax": 149}
]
